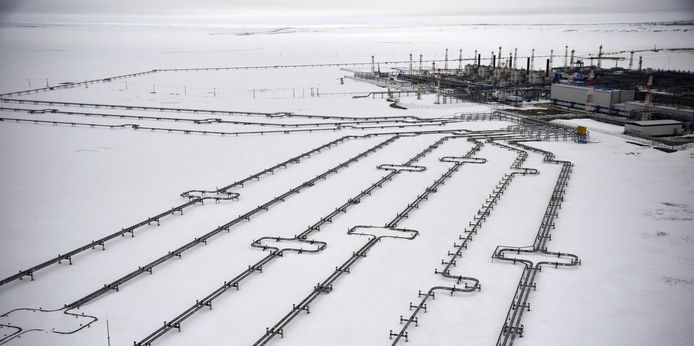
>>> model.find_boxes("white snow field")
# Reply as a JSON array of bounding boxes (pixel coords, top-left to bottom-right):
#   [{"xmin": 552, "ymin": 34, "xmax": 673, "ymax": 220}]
[{"xmin": 0, "ymin": 22, "xmax": 693, "ymax": 346}]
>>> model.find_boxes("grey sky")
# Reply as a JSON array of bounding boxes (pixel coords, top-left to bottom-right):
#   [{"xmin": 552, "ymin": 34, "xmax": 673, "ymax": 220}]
[{"xmin": 1, "ymin": 0, "xmax": 693, "ymax": 24}]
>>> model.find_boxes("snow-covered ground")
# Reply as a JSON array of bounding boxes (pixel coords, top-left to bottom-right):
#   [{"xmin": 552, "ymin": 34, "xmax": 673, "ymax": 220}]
[{"xmin": 0, "ymin": 22, "xmax": 693, "ymax": 346}]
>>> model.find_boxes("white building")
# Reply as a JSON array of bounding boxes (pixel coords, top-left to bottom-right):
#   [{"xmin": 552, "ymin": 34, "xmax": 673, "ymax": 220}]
[
  {"xmin": 624, "ymin": 120, "xmax": 684, "ymax": 136},
  {"xmin": 550, "ymin": 83, "xmax": 635, "ymax": 113}
]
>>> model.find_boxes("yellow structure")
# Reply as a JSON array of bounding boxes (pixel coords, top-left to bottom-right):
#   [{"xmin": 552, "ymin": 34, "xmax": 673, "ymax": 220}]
[{"xmin": 576, "ymin": 126, "xmax": 588, "ymax": 136}]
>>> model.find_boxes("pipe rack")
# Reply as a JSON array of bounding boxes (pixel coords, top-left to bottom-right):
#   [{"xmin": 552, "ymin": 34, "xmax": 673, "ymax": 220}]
[
  {"xmin": 0, "ymin": 194, "xmax": 238, "ymax": 287},
  {"xmin": 0, "ymin": 109, "xmax": 514, "ymax": 138},
  {"xmin": 0, "ymin": 307, "xmax": 98, "ymax": 345},
  {"xmin": 0, "ymin": 105, "xmax": 472, "ymax": 130},
  {"xmin": 254, "ymin": 227, "xmax": 419, "ymax": 346},
  {"xmin": 2, "ymin": 120, "xmax": 577, "ymax": 344},
  {"xmin": 255, "ymin": 136, "xmax": 489, "ymax": 346},
  {"xmin": 491, "ymin": 139, "xmax": 580, "ymax": 346},
  {"xmin": 0, "ymin": 134, "xmax": 365, "ymax": 288},
  {"xmin": 0, "ymin": 117, "xmax": 349, "ymax": 136},
  {"xmin": 0, "ymin": 98, "xmax": 493, "ymax": 123},
  {"xmin": 64, "ymin": 135, "xmax": 398, "ymax": 310},
  {"xmin": 134, "ymin": 134, "xmax": 457, "ymax": 345},
  {"xmin": 391, "ymin": 137, "xmax": 541, "ymax": 344}
]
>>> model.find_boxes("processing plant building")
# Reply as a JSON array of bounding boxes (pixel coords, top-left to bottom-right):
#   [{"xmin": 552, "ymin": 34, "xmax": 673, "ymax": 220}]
[
  {"xmin": 624, "ymin": 120, "xmax": 685, "ymax": 136},
  {"xmin": 550, "ymin": 83, "xmax": 635, "ymax": 114}
]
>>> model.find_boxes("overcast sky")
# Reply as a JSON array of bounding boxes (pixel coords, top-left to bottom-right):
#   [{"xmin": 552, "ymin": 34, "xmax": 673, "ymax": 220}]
[{"xmin": 1, "ymin": 0, "xmax": 693, "ymax": 24}]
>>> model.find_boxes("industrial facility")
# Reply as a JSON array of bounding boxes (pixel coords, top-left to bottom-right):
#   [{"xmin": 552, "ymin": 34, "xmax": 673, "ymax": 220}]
[
  {"xmin": 348, "ymin": 46, "xmax": 694, "ymax": 144},
  {"xmin": 550, "ymin": 83, "xmax": 635, "ymax": 113}
]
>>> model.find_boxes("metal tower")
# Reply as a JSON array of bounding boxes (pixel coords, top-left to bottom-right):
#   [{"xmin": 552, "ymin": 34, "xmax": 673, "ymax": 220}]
[
  {"xmin": 409, "ymin": 53, "xmax": 413, "ymax": 75},
  {"xmin": 444, "ymin": 48, "xmax": 449, "ymax": 71},
  {"xmin": 641, "ymin": 75, "xmax": 654, "ymax": 121}
]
